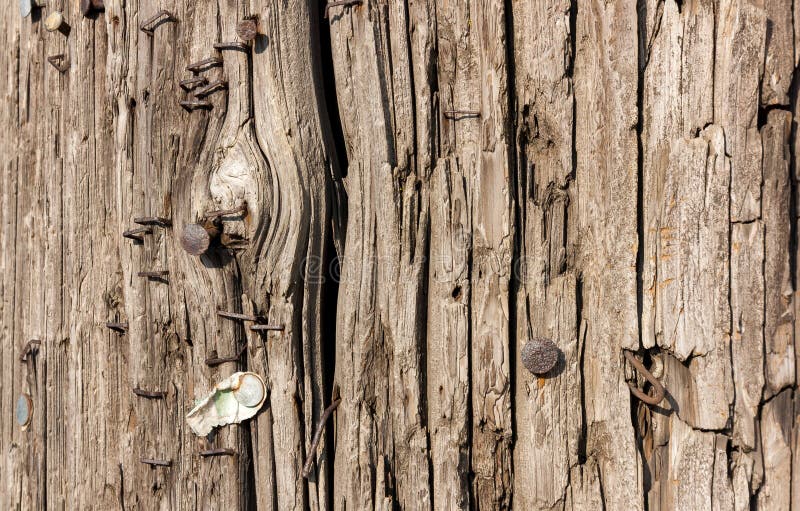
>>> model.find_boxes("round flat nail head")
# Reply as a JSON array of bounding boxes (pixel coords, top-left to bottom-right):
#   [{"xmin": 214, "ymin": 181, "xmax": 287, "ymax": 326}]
[
  {"xmin": 236, "ymin": 19, "xmax": 258, "ymax": 41},
  {"xmin": 181, "ymin": 223, "xmax": 213, "ymax": 255},
  {"xmin": 521, "ymin": 337, "xmax": 559, "ymax": 375},
  {"xmin": 44, "ymin": 11, "xmax": 64, "ymax": 31},
  {"xmin": 20, "ymin": 0, "xmax": 32, "ymax": 18}
]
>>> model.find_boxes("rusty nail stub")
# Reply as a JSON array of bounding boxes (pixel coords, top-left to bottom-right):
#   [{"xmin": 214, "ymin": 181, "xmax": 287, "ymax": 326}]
[
  {"xmin": 236, "ymin": 19, "xmax": 258, "ymax": 41},
  {"xmin": 133, "ymin": 387, "xmax": 167, "ymax": 399},
  {"xmin": 179, "ymin": 76, "xmax": 208, "ymax": 91},
  {"xmin": 205, "ymin": 346, "xmax": 246, "ymax": 367},
  {"xmin": 106, "ymin": 322, "xmax": 128, "ymax": 333},
  {"xmin": 204, "ymin": 203, "xmax": 247, "ymax": 219},
  {"xmin": 123, "ymin": 227, "xmax": 153, "ymax": 241},
  {"xmin": 137, "ymin": 270, "xmax": 169, "ymax": 279},
  {"xmin": 324, "ymin": 0, "xmax": 363, "ymax": 18},
  {"xmin": 195, "ymin": 80, "xmax": 228, "ymax": 99},
  {"xmin": 213, "ymin": 41, "xmax": 249, "ymax": 52},
  {"xmin": 134, "ymin": 216, "xmax": 171, "ymax": 227},
  {"xmin": 16, "ymin": 394, "xmax": 33, "ymax": 429},
  {"xmin": 20, "ymin": 339, "xmax": 41, "ymax": 362},
  {"xmin": 521, "ymin": 337, "xmax": 559, "ymax": 375},
  {"xmin": 80, "ymin": 0, "xmax": 104, "ymax": 16},
  {"xmin": 250, "ymin": 324, "xmax": 285, "ymax": 332},
  {"xmin": 44, "ymin": 11, "xmax": 68, "ymax": 33},
  {"xmin": 140, "ymin": 9, "xmax": 173, "ymax": 34},
  {"xmin": 179, "ymin": 100, "xmax": 213, "ymax": 111},
  {"xmin": 217, "ymin": 310, "xmax": 263, "ymax": 322},
  {"xmin": 623, "ymin": 351, "xmax": 665, "ymax": 406},
  {"xmin": 140, "ymin": 458, "xmax": 171, "ymax": 467},
  {"xmin": 186, "ymin": 57, "xmax": 223, "ymax": 73},
  {"xmin": 444, "ymin": 109, "xmax": 481, "ymax": 119},
  {"xmin": 200, "ymin": 448, "xmax": 236, "ymax": 457}
]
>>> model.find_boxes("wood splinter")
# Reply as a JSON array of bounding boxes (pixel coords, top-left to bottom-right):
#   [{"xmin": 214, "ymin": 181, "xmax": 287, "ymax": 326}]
[{"xmin": 249, "ymin": 324, "xmax": 285, "ymax": 332}]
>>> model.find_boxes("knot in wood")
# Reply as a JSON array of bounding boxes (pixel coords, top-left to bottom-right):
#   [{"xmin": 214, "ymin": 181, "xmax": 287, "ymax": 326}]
[{"xmin": 521, "ymin": 337, "xmax": 559, "ymax": 375}]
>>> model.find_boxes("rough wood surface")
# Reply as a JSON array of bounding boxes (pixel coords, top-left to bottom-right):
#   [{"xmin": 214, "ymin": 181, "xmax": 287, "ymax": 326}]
[{"xmin": 1, "ymin": 1, "xmax": 798, "ymax": 510}]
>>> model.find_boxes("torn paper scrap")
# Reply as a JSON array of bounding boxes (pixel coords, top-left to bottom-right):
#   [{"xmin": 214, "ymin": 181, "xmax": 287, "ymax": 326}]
[{"xmin": 186, "ymin": 372, "xmax": 267, "ymax": 436}]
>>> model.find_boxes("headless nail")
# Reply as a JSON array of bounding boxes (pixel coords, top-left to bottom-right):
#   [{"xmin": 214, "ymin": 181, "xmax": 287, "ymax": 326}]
[
  {"xmin": 137, "ymin": 270, "xmax": 169, "ymax": 279},
  {"xmin": 133, "ymin": 387, "xmax": 167, "ymax": 399},
  {"xmin": 180, "ymin": 100, "xmax": 212, "ymax": 111},
  {"xmin": 205, "ymin": 346, "xmax": 246, "ymax": 367},
  {"xmin": 140, "ymin": 9, "xmax": 174, "ymax": 34},
  {"xmin": 204, "ymin": 203, "xmax": 247, "ymax": 219},
  {"xmin": 179, "ymin": 76, "xmax": 208, "ymax": 91},
  {"xmin": 123, "ymin": 227, "xmax": 153, "ymax": 241},
  {"xmin": 250, "ymin": 324, "xmax": 285, "ymax": 332},
  {"xmin": 217, "ymin": 310, "xmax": 263, "ymax": 322},
  {"xmin": 195, "ymin": 80, "xmax": 228, "ymax": 99},
  {"xmin": 134, "ymin": 216, "xmax": 172, "ymax": 227},
  {"xmin": 140, "ymin": 458, "xmax": 171, "ymax": 467},
  {"xmin": 444, "ymin": 109, "xmax": 481, "ymax": 119},
  {"xmin": 200, "ymin": 448, "xmax": 236, "ymax": 457},
  {"xmin": 213, "ymin": 42, "xmax": 249, "ymax": 52},
  {"xmin": 105, "ymin": 322, "xmax": 128, "ymax": 333},
  {"xmin": 186, "ymin": 57, "xmax": 223, "ymax": 73}
]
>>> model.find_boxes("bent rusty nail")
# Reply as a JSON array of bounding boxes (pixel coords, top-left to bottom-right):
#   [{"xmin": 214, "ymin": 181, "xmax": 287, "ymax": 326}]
[
  {"xmin": 443, "ymin": 109, "xmax": 481, "ymax": 119},
  {"xmin": 140, "ymin": 458, "xmax": 171, "ymax": 467},
  {"xmin": 47, "ymin": 54, "xmax": 69, "ymax": 73},
  {"xmin": 133, "ymin": 387, "xmax": 167, "ymax": 399},
  {"xmin": 180, "ymin": 100, "xmax": 212, "ymax": 111},
  {"xmin": 205, "ymin": 346, "xmax": 246, "ymax": 367},
  {"xmin": 134, "ymin": 216, "xmax": 171, "ymax": 227},
  {"xmin": 123, "ymin": 227, "xmax": 153, "ymax": 240},
  {"xmin": 20, "ymin": 339, "xmax": 42, "ymax": 362},
  {"xmin": 302, "ymin": 398, "xmax": 342, "ymax": 477},
  {"xmin": 179, "ymin": 76, "xmax": 208, "ymax": 91},
  {"xmin": 139, "ymin": 9, "xmax": 173, "ymax": 34},
  {"xmin": 324, "ymin": 0, "xmax": 363, "ymax": 18},
  {"xmin": 186, "ymin": 57, "xmax": 223, "ymax": 73},
  {"xmin": 217, "ymin": 310, "xmax": 263, "ymax": 322},
  {"xmin": 250, "ymin": 324, "xmax": 285, "ymax": 332},
  {"xmin": 195, "ymin": 80, "xmax": 228, "ymax": 99},
  {"xmin": 105, "ymin": 322, "xmax": 128, "ymax": 333},
  {"xmin": 199, "ymin": 448, "xmax": 236, "ymax": 457},
  {"xmin": 204, "ymin": 203, "xmax": 247, "ymax": 219},
  {"xmin": 213, "ymin": 41, "xmax": 249, "ymax": 51},
  {"xmin": 623, "ymin": 351, "xmax": 665, "ymax": 406},
  {"xmin": 137, "ymin": 270, "xmax": 169, "ymax": 278}
]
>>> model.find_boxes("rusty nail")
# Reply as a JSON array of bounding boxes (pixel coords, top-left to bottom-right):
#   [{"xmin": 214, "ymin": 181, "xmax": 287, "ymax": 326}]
[
  {"xmin": 213, "ymin": 41, "xmax": 250, "ymax": 52},
  {"xmin": 105, "ymin": 322, "xmax": 128, "ymax": 333},
  {"xmin": 134, "ymin": 216, "xmax": 171, "ymax": 227},
  {"xmin": 80, "ymin": 0, "xmax": 104, "ymax": 16},
  {"xmin": 204, "ymin": 203, "xmax": 247, "ymax": 219},
  {"xmin": 217, "ymin": 310, "xmax": 263, "ymax": 322},
  {"xmin": 180, "ymin": 100, "xmax": 213, "ymax": 111},
  {"xmin": 137, "ymin": 270, "xmax": 169, "ymax": 279},
  {"xmin": 123, "ymin": 227, "xmax": 153, "ymax": 241},
  {"xmin": 133, "ymin": 387, "xmax": 167, "ymax": 399},
  {"xmin": 179, "ymin": 76, "xmax": 208, "ymax": 91},
  {"xmin": 444, "ymin": 109, "xmax": 481, "ymax": 119},
  {"xmin": 324, "ymin": 0, "xmax": 363, "ymax": 18},
  {"xmin": 47, "ymin": 54, "xmax": 69, "ymax": 73},
  {"xmin": 140, "ymin": 458, "xmax": 171, "ymax": 467},
  {"xmin": 236, "ymin": 18, "xmax": 258, "ymax": 41},
  {"xmin": 249, "ymin": 324, "xmax": 285, "ymax": 332},
  {"xmin": 521, "ymin": 337, "xmax": 559, "ymax": 375},
  {"xmin": 139, "ymin": 9, "xmax": 173, "ymax": 34},
  {"xmin": 199, "ymin": 448, "xmax": 236, "ymax": 457},
  {"xmin": 44, "ymin": 11, "xmax": 69, "ymax": 34},
  {"xmin": 195, "ymin": 80, "xmax": 228, "ymax": 99},
  {"xmin": 302, "ymin": 397, "xmax": 342, "ymax": 477},
  {"xmin": 623, "ymin": 351, "xmax": 665, "ymax": 406},
  {"xmin": 20, "ymin": 339, "xmax": 42, "ymax": 362},
  {"xmin": 186, "ymin": 57, "xmax": 223, "ymax": 73},
  {"xmin": 205, "ymin": 346, "xmax": 246, "ymax": 367}
]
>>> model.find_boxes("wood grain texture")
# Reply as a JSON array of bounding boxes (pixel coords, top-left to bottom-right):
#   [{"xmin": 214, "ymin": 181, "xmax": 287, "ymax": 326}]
[{"xmin": 0, "ymin": 0, "xmax": 797, "ymax": 510}]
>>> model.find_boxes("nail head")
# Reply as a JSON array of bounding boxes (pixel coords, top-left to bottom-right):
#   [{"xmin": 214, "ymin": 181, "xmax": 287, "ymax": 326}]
[
  {"xmin": 236, "ymin": 19, "xmax": 258, "ymax": 41},
  {"xmin": 16, "ymin": 394, "xmax": 33, "ymax": 429},
  {"xmin": 181, "ymin": 223, "xmax": 214, "ymax": 255},
  {"xmin": 44, "ymin": 11, "xmax": 65, "ymax": 32},
  {"xmin": 521, "ymin": 337, "xmax": 559, "ymax": 375}
]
